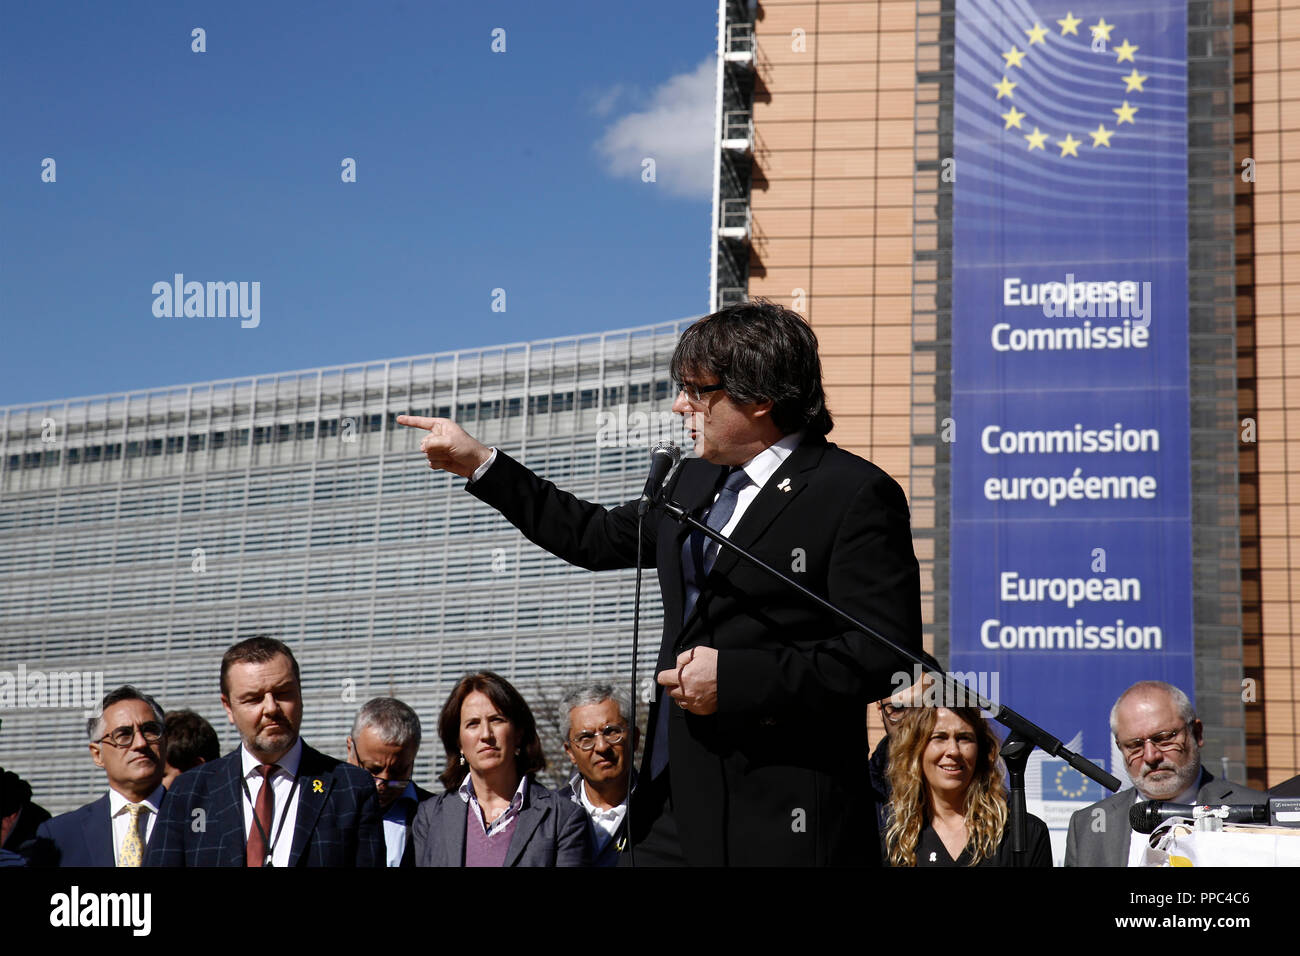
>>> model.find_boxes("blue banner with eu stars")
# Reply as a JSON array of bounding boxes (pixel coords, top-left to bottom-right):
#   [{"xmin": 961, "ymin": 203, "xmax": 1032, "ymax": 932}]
[{"xmin": 949, "ymin": 0, "xmax": 1192, "ymax": 855}]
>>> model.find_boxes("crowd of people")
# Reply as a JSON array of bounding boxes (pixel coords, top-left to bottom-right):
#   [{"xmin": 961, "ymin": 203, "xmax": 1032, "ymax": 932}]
[
  {"xmin": 3, "ymin": 301, "xmax": 1288, "ymax": 868},
  {"xmin": 2, "ymin": 633, "xmax": 1277, "ymax": 867}
]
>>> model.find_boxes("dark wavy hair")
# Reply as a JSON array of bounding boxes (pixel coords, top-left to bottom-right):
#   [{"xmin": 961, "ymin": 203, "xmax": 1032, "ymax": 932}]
[
  {"xmin": 437, "ymin": 671, "xmax": 546, "ymax": 791},
  {"xmin": 669, "ymin": 298, "xmax": 833, "ymax": 436}
]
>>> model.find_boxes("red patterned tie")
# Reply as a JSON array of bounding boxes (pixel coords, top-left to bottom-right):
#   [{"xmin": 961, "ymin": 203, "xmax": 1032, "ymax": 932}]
[{"xmin": 246, "ymin": 764, "xmax": 277, "ymax": 867}]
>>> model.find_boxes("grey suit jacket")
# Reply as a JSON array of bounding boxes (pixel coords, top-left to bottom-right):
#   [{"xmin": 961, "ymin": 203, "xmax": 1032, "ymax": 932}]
[
  {"xmin": 1065, "ymin": 771, "xmax": 1268, "ymax": 866},
  {"xmin": 412, "ymin": 777, "xmax": 590, "ymax": 867}
]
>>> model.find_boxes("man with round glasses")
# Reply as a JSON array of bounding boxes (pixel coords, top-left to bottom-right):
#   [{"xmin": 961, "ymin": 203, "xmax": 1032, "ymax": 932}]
[
  {"xmin": 561, "ymin": 683, "xmax": 636, "ymax": 866},
  {"xmin": 31, "ymin": 685, "xmax": 168, "ymax": 866},
  {"xmin": 1065, "ymin": 680, "xmax": 1267, "ymax": 866}
]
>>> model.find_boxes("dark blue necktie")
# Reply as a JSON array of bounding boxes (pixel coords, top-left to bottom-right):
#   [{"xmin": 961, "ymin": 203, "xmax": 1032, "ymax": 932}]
[
  {"xmin": 681, "ymin": 467, "xmax": 752, "ymax": 624},
  {"xmin": 651, "ymin": 467, "xmax": 751, "ymax": 779}
]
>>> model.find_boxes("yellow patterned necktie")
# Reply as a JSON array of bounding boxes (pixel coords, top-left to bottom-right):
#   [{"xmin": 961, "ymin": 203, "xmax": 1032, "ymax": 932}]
[{"xmin": 118, "ymin": 803, "xmax": 147, "ymax": 867}]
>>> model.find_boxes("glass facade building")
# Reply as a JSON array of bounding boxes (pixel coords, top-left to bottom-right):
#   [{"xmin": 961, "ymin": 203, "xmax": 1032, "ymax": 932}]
[{"xmin": 0, "ymin": 320, "xmax": 691, "ymax": 813}]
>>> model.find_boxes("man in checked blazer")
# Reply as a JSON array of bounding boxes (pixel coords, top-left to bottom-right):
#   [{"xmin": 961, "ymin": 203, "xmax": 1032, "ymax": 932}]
[
  {"xmin": 147, "ymin": 637, "xmax": 384, "ymax": 867},
  {"xmin": 1065, "ymin": 680, "xmax": 1268, "ymax": 866}
]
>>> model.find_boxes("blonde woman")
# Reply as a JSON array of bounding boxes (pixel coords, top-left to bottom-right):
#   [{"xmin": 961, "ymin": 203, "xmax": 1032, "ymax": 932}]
[{"xmin": 884, "ymin": 706, "xmax": 1051, "ymax": 866}]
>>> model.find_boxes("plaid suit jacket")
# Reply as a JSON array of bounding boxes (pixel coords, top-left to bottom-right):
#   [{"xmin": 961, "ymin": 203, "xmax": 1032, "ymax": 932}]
[{"xmin": 145, "ymin": 740, "xmax": 384, "ymax": 867}]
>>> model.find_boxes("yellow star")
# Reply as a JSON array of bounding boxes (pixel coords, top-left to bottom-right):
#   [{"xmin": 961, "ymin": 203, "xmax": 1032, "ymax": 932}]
[
  {"xmin": 1089, "ymin": 124, "xmax": 1113, "ymax": 147},
  {"xmin": 994, "ymin": 75, "xmax": 1017, "ymax": 99},
  {"xmin": 1114, "ymin": 39, "xmax": 1139, "ymax": 63},
  {"xmin": 1058, "ymin": 133, "xmax": 1081, "ymax": 157},
  {"xmin": 1002, "ymin": 106, "xmax": 1026, "ymax": 129},
  {"xmin": 1113, "ymin": 100, "xmax": 1138, "ymax": 124},
  {"xmin": 1025, "ymin": 127, "xmax": 1048, "ymax": 150},
  {"xmin": 1058, "ymin": 12, "xmax": 1082, "ymax": 35},
  {"xmin": 1091, "ymin": 18, "xmax": 1115, "ymax": 42},
  {"xmin": 1122, "ymin": 68, "xmax": 1148, "ymax": 92},
  {"xmin": 1002, "ymin": 45, "xmax": 1027, "ymax": 69},
  {"xmin": 1025, "ymin": 22, "xmax": 1049, "ymax": 45}
]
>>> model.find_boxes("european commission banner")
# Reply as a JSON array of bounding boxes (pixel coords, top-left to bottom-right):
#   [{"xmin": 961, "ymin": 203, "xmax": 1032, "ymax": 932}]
[{"xmin": 949, "ymin": 1, "xmax": 1192, "ymax": 843}]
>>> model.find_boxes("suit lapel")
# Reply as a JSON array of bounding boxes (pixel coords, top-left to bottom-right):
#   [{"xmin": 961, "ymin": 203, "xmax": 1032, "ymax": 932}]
[
  {"xmin": 219, "ymin": 750, "xmax": 249, "ymax": 866},
  {"xmin": 87, "ymin": 795, "xmax": 115, "ymax": 867},
  {"xmin": 289, "ymin": 744, "xmax": 329, "ymax": 867},
  {"xmin": 504, "ymin": 788, "xmax": 547, "ymax": 867},
  {"xmin": 659, "ymin": 461, "xmax": 728, "ymax": 629},
  {"xmin": 1109, "ymin": 790, "xmax": 1138, "ymax": 864},
  {"xmin": 439, "ymin": 794, "xmax": 467, "ymax": 866},
  {"xmin": 682, "ymin": 437, "xmax": 826, "ymax": 633}
]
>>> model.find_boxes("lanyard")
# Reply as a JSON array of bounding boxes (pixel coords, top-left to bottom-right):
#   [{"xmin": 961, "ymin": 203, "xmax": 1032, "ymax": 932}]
[{"xmin": 240, "ymin": 770, "xmax": 301, "ymax": 866}]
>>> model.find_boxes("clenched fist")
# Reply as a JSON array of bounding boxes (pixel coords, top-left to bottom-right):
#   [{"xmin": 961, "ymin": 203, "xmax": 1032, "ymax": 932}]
[{"xmin": 396, "ymin": 416, "xmax": 493, "ymax": 479}]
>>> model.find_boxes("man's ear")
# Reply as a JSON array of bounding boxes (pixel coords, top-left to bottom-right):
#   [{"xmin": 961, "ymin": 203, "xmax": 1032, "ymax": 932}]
[
  {"xmin": 345, "ymin": 736, "xmax": 356, "ymax": 763},
  {"xmin": 563, "ymin": 741, "xmax": 577, "ymax": 764},
  {"xmin": 220, "ymin": 694, "xmax": 235, "ymax": 726},
  {"xmin": 1191, "ymin": 719, "xmax": 1205, "ymax": 748},
  {"xmin": 89, "ymin": 742, "xmax": 105, "ymax": 770}
]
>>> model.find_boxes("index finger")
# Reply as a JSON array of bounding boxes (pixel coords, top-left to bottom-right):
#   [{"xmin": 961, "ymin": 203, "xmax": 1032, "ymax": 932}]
[{"xmin": 396, "ymin": 415, "xmax": 441, "ymax": 431}]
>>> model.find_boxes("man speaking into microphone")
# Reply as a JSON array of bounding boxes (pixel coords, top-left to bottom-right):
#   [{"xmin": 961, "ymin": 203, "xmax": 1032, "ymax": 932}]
[{"xmin": 398, "ymin": 300, "xmax": 922, "ymax": 865}]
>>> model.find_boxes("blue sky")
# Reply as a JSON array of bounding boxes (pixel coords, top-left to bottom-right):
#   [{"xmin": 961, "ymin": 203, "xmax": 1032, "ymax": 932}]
[{"xmin": 0, "ymin": 1, "xmax": 717, "ymax": 406}]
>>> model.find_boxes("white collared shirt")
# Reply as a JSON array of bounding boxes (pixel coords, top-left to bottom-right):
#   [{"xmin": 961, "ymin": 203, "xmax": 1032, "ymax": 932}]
[
  {"xmin": 1126, "ymin": 769, "xmax": 1206, "ymax": 866},
  {"xmin": 239, "ymin": 737, "xmax": 303, "ymax": 868},
  {"xmin": 107, "ymin": 784, "xmax": 165, "ymax": 865},
  {"xmin": 578, "ymin": 780, "xmax": 629, "ymax": 852},
  {"xmin": 458, "ymin": 774, "xmax": 529, "ymax": 837},
  {"xmin": 706, "ymin": 431, "xmax": 803, "ymax": 570},
  {"xmin": 382, "ymin": 781, "xmax": 420, "ymax": 867}
]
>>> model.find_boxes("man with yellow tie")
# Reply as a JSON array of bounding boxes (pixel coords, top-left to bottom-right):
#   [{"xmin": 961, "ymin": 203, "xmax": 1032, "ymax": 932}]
[{"xmin": 31, "ymin": 686, "xmax": 169, "ymax": 866}]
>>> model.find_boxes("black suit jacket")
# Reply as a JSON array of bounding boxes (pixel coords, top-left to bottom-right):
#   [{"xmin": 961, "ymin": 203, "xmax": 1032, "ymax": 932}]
[
  {"xmin": 31, "ymin": 791, "xmax": 165, "ymax": 867},
  {"xmin": 468, "ymin": 435, "xmax": 922, "ymax": 865},
  {"xmin": 397, "ymin": 783, "xmax": 435, "ymax": 867},
  {"xmin": 145, "ymin": 741, "xmax": 385, "ymax": 867},
  {"xmin": 411, "ymin": 777, "xmax": 590, "ymax": 866}
]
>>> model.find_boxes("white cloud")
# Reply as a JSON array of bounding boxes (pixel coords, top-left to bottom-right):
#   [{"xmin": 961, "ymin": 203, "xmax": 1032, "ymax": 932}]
[
  {"xmin": 588, "ymin": 84, "xmax": 627, "ymax": 118},
  {"xmin": 594, "ymin": 57, "xmax": 716, "ymax": 200}
]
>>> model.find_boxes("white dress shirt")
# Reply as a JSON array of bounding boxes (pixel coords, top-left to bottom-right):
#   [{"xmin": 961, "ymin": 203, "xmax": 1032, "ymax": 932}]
[
  {"xmin": 382, "ymin": 781, "xmax": 421, "ymax": 867},
  {"xmin": 108, "ymin": 784, "xmax": 165, "ymax": 865},
  {"xmin": 578, "ymin": 780, "xmax": 629, "ymax": 853},
  {"xmin": 707, "ymin": 430, "xmax": 803, "ymax": 569},
  {"xmin": 239, "ymin": 737, "xmax": 303, "ymax": 868}
]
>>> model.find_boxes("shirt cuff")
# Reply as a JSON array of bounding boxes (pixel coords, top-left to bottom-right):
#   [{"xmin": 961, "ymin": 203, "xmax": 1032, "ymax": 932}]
[{"xmin": 469, "ymin": 448, "xmax": 499, "ymax": 483}]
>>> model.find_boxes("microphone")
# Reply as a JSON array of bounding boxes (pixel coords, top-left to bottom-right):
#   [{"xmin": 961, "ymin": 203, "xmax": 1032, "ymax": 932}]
[
  {"xmin": 1129, "ymin": 800, "xmax": 1270, "ymax": 835},
  {"xmin": 637, "ymin": 441, "xmax": 681, "ymax": 516}
]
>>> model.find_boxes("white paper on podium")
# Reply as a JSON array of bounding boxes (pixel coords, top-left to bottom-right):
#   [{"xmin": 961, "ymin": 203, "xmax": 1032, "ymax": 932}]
[{"xmin": 1139, "ymin": 820, "xmax": 1300, "ymax": 866}]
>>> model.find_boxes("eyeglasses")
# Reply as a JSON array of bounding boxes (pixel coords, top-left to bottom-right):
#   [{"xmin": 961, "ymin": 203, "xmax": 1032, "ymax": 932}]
[
  {"xmin": 368, "ymin": 774, "xmax": 412, "ymax": 790},
  {"xmin": 569, "ymin": 724, "xmax": 627, "ymax": 751},
  {"xmin": 674, "ymin": 381, "xmax": 726, "ymax": 404},
  {"xmin": 880, "ymin": 702, "xmax": 906, "ymax": 723},
  {"xmin": 1118, "ymin": 722, "xmax": 1191, "ymax": 758},
  {"xmin": 97, "ymin": 721, "xmax": 164, "ymax": 748}
]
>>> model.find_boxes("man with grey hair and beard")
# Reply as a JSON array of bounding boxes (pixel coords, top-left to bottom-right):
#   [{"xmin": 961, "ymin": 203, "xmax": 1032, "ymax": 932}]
[
  {"xmin": 346, "ymin": 697, "xmax": 433, "ymax": 867},
  {"xmin": 561, "ymin": 682, "xmax": 636, "ymax": 866},
  {"xmin": 1065, "ymin": 680, "xmax": 1266, "ymax": 866}
]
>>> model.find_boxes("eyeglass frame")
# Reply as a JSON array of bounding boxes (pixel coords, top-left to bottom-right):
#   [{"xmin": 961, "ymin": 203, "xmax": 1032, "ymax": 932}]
[
  {"xmin": 567, "ymin": 724, "xmax": 628, "ymax": 752},
  {"xmin": 674, "ymin": 381, "xmax": 726, "ymax": 404},
  {"xmin": 95, "ymin": 721, "xmax": 165, "ymax": 748},
  {"xmin": 1116, "ymin": 720, "xmax": 1195, "ymax": 759}
]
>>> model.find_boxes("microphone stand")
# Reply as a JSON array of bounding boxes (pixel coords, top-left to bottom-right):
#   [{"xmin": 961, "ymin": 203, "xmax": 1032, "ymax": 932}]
[{"xmin": 655, "ymin": 493, "xmax": 1123, "ymax": 858}]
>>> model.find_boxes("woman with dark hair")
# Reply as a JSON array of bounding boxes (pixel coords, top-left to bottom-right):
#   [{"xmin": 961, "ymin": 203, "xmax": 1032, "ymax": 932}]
[
  {"xmin": 412, "ymin": 671, "xmax": 589, "ymax": 866},
  {"xmin": 884, "ymin": 707, "xmax": 1052, "ymax": 867}
]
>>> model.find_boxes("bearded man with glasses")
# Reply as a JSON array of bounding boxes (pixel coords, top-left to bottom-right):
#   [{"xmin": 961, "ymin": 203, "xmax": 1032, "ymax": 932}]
[
  {"xmin": 30, "ymin": 685, "xmax": 168, "ymax": 866},
  {"xmin": 1065, "ymin": 680, "xmax": 1267, "ymax": 866}
]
